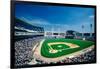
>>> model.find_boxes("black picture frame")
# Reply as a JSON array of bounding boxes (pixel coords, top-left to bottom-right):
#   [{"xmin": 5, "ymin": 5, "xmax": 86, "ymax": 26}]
[{"xmin": 10, "ymin": 0, "xmax": 97, "ymax": 68}]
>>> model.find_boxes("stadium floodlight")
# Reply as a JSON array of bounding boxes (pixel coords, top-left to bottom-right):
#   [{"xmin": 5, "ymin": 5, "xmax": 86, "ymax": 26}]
[
  {"xmin": 58, "ymin": 27, "xmax": 61, "ymax": 37},
  {"xmin": 82, "ymin": 25, "xmax": 84, "ymax": 38},
  {"xmin": 51, "ymin": 26, "xmax": 54, "ymax": 37},
  {"xmin": 90, "ymin": 24, "xmax": 93, "ymax": 37}
]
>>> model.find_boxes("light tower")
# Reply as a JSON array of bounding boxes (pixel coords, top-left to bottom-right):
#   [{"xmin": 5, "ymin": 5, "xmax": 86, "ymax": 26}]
[
  {"xmin": 58, "ymin": 27, "xmax": 60, "ymax": 38},
  {"xmin": 90, "ymin": 24, "xmax": 92, "ymax": 37},
  {"xmin": 82, "ymin": 25, "xmax": 85, "ymax": 40},
  {"xmin": 51, "ymin": 25, "xmax": 54, "ymax": 37},
  {"xmin": 82, "ymin": 25, "xmax": 84, "ymax": 38}
]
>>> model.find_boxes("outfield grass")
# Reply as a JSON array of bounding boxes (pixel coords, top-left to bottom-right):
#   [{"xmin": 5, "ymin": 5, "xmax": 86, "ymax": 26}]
[{"xmin": 41, "ymin": 38, "xmax": 94, "ymax": 58}]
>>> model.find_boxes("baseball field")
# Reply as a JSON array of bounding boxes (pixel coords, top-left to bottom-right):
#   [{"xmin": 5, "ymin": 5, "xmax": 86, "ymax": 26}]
[{"xmin": 41, "ymin": 38, "xmax": 94, "ymax": 58}]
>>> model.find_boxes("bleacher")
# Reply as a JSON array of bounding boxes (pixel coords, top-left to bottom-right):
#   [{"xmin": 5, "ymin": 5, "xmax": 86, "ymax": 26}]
[
  {"xmin": 14, "ymin": 17, "xmax": 44, "ymax": 41},
  {"xmin": 14, "ymin": 17, "xmax": 44, "ymax": 66}
]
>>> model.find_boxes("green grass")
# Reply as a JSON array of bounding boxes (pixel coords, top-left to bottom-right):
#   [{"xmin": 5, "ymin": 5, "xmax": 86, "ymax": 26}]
[
  {"xmin": 51, "ymin": 44, "xmax": 70, "ymax": 50},
  {"xmin": 41, "ymin": 38, "xmax": 94, "ymax": 58}
]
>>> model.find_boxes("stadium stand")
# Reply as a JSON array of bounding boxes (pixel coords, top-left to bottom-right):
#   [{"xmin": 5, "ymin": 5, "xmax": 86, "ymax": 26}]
[
  {"xmin": 65, "ymin": 30, "xmax": 82, "ymax": 39},
  {"xmin": 65, "ymin": 30, "xmax": 95, "ymax": 41},
  {"xmin": 30, "ymin": 48, "xmax": 95, "ymax": 65},
  {"xmin": 14, "ymin": 18, "xmax": 44, "ymax": 41},
  {"xmin": 14, "ymin": 17, "xmax": 44, "ymax": 66}
]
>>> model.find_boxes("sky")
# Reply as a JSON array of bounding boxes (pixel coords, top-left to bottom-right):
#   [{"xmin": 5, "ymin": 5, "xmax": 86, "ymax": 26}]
[{"xmin": 15, "ymin": 2, "xmax": 95, "ymax": 33}]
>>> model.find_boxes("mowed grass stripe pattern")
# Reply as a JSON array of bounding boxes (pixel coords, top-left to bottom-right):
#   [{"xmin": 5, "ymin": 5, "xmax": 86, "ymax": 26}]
[{"xmin": 41, "ymin": 38, "xmax": 94, "ymax": 58}]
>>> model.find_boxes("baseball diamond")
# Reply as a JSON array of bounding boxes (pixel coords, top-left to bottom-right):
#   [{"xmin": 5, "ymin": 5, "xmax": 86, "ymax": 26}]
[
  {"xmin": 41, "ymin": 38, "xmax": 94, "ymax": 58},
  {"xmin": 48, "ymin": 42, "xmax": 79, "ymax": 53}
]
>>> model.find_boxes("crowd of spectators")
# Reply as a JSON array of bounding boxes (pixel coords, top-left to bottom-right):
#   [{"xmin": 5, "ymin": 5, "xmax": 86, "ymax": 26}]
[
  {"xmin": 32, "ymin": 49, "xmax": 95, "ymax": 65},
  {"xmin": 60, "ymin": 49, "xmax": 95, "ymax": 63},
  {"xmin": 15, "ymin": 36, "xmax": 43, "ymax": 66},
  {"xmin": 14, "ymin": 36, "xmax": 95, "ymax": 66}
]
